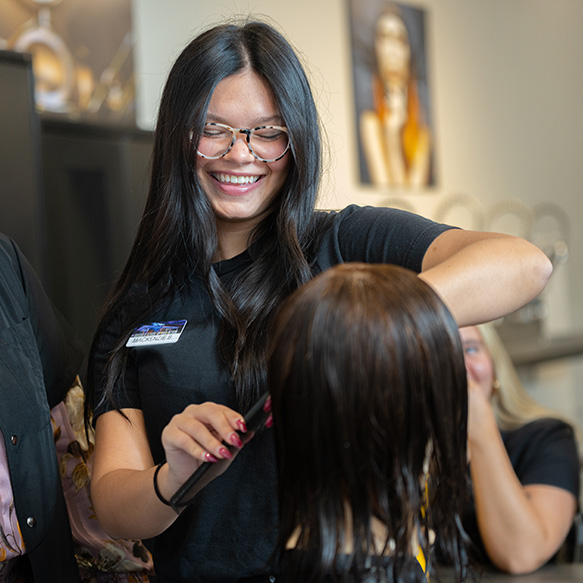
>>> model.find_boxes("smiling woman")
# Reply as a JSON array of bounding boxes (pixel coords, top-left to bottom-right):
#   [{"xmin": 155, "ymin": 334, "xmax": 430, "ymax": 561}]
[
  {"xmin": 86, "ymin": 17, "xmax": 551, "ymax": 583},
  {"xmin": 194, "ymin": 70, "xmax": 291, "ymax": 253}
]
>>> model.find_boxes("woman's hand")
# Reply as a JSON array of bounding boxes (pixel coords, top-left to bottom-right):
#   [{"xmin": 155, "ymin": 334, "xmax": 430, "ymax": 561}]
[
  {"xmin": 92, "ymin": 401, "xmax": 255, "ymax": 541},
  {"xmin": 466, "ymin": 378, "xmax": 498, "ymax": 458},
  {"xmin": 158, "ymin": 402, "xmax": 248, "ymax": 501}
]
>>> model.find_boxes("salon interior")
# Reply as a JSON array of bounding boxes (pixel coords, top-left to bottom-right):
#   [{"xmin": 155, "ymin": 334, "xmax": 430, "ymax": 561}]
[{"xmin": 0, "ymin": 0, "xmax": 582, "ymax": 580}]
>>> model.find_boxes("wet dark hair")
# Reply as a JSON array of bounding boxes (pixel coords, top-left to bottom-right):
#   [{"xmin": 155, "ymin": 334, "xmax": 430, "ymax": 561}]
[
  {"xmin": 88, "ymin": 19, "xmax": 329, "ymax": 412},
  {"xmin": 269, "ymin": 263, "xmax": 470, "ymax": 582}
]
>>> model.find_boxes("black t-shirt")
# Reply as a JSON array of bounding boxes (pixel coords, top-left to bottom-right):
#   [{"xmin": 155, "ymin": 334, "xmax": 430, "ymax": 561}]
[
  {"xmin": 92, "ymin": 205, "xmax": 454, "ymax": 583},
  {"xmin": 463, "ymin": 417, "xmax": 580, "ymax": 564}
]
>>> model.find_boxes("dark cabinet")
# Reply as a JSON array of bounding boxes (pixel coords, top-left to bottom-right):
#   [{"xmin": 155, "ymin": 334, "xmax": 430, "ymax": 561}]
[
  {"xmin": 0, "ymin": 50, "xmax": 46, "ymax": 279},
  {"xmin": 1, "ymin": 49, "xmax": 153, "ymax": 350},
  {"xmin": 41, "ymin": 119, "xmax": 153, "ymax": 349}
]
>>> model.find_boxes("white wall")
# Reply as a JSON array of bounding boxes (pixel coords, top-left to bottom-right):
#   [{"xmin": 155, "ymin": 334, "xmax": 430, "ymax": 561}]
[{"xmin": 131, "ymin": 0, "xmax": 583, "ymax": 339}]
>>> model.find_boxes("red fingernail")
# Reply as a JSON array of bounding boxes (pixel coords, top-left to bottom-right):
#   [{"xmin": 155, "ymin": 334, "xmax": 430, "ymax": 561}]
[
  {"xmin": 204, "ymin": 452, "xmax": 218, "ymax": 463},
  {"xmin": 263, "ymin": 396, "xmax": 272, "ymax": 413},
  {"xmin": 265, "ymin": 413, "xmax": 273, "ymax": 428},
  {"xmin": 219, "ymin": 447, "xmax": 233, "ymax": 460},
  {"xmin": 229, "ymin": 433, "xmax": 243, "ymax": 448},
  {"xmin": 237, "ymin": 419, "xmax": 247, "ymax": 433}
]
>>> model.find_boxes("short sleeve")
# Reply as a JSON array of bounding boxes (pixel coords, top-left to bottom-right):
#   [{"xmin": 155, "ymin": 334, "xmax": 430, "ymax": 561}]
[
  {"xmin": 502, "ymin": 418, "xmax": 581, "ymax": 499},
  {"xmin": 91, "ymin": 314, "xmax": 142, "ymax": 422},
  {"xmin": 315, "ymin": 205, "xmax": 456, "ymax": 273}
]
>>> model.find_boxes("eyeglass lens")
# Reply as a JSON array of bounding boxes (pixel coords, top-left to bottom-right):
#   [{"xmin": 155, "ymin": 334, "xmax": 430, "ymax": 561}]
[{"xmin": 197, "ymin": 123, "xmax": 289, "ymax": 162}]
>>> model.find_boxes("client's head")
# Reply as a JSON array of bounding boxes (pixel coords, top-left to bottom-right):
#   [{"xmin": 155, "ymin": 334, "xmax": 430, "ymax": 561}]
[{"xmin": 269, "ymin": 263, "xmax": 468, "ymax": 578}]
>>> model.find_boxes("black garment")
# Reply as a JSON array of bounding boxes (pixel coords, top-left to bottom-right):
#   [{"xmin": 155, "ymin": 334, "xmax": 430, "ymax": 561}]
[
  {"xmin": 92, "ymin": 205, "xmax": 454, "ymax": 582},
  {"xmin": 0, "ymin": 235, "xmax": 84, "ymax": 580},
  {"xmin": 463, "ymin": 417, "xmax": 580, "ymax": 564}
]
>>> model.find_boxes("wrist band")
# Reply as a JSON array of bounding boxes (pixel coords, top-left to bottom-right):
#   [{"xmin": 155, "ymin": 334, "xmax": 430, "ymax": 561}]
[{"xmin": 153, "ymin": 461, "xmax": 172, "ymax": 506}]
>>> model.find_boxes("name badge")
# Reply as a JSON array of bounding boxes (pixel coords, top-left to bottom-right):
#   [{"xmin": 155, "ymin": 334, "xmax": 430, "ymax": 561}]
[{"xmin": 126, "ymin": 319, "xmax": 187, "ymax": 347}]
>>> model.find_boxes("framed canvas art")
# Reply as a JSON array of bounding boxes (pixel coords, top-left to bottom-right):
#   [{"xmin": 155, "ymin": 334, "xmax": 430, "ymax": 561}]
[{"xmin": 348, "ymin": 0, "xmax": 436, "ymax": 189}]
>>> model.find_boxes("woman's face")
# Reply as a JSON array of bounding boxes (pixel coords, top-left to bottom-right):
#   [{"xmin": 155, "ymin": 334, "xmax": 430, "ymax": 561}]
[
  {"xmin": 459, "ymin": 326, "xmax": 496, "ymax": 400},
  {"xmin": 374, "ymin": 12, "xmax": 411, "ymax": 85},
  {"xmin": 195, "ymin": 70, "xmax": 291, "ymax": 236}
]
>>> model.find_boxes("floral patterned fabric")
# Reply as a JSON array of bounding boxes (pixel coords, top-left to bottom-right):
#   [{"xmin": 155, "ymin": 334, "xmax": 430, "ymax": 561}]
[
  {"xmin": 51, "ymin": 377, "xmax": 154, "ymax": 582},
  {"xmin": 0, "ymin": 433, "xmax": 25, "ymax": 580}
]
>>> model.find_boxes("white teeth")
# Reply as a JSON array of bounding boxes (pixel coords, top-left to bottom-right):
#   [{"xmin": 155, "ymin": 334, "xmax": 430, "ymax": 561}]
[{"xmin": 214, "ymin": 173, "xmax": 260, "ymax": 184}]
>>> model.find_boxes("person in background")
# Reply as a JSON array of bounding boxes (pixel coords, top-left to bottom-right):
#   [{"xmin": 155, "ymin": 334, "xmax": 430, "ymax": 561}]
[
  {"xmin": 87, "ymin": 18, "xmax": 551, "ymax": 583},
  {"xmin": 0, "ymin": 234, "xmax": 83, "ymax": 581},
  {"xmin": 269, "ymin": 263, "xmax": 470, "ymax": 582},
  {"xmin": 460, "ymin": 323, "xmax": 580, "ymax": 574}
]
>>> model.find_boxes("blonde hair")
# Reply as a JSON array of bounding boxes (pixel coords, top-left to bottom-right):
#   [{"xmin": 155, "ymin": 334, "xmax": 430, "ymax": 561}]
[{"xmin": 477, "ymin": 323, "xmax": 568, "ymax": 431}]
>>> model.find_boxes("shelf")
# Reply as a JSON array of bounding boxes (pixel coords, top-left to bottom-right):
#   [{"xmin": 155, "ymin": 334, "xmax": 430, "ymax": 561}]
[{"xmin": 505, "ymin": 334, "xmax": 583, "ymax": 367}]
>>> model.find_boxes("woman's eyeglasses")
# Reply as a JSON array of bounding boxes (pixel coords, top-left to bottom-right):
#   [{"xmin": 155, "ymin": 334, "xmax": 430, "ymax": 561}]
[{"xmin": 196, "ymin": 122, "xmax": 290, "ymax": 162}]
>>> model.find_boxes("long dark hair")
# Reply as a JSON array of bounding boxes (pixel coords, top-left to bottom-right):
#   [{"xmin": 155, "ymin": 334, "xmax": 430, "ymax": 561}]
[
  {"xmin": 269, "ymin": 263, "xmax": 470, "ymax": 582},
  {"xmin": 88, "ymin": 19, "xmax": 327, "ymax": 412}
]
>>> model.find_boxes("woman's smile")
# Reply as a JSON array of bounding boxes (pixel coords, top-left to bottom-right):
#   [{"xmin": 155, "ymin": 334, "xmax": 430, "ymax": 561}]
[
  {"xmin": 211, "ymin": 172, "xmax": 262, "ymax": 186},
  {"xmin": 196, "ymin": 70, "xmax": 290, "ymax": 231}
]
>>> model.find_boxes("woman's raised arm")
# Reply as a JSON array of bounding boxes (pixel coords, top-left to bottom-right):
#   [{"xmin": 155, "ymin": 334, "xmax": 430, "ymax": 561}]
[{"xmin": 420, "ymin": 229, "xmax": 552, "ymax": 327}]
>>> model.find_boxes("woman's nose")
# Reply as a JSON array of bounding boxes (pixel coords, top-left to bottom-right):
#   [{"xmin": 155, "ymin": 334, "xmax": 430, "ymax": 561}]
[{"xmin": 226, "ymin": 135, "xmax": 255, "ymax": 162}]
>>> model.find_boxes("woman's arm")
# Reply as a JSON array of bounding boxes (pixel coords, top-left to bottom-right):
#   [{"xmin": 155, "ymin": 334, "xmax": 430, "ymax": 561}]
[
  {"xmin": 420, "ymin": 229, "xmax": 552, "ymax": 327},
  {"xmin": 91, "ymin": 403, "xmax": 247, "ymax": 540},
  {"xmin": 467, "ymin": 383, "xmax": 577, "ymax": 574}
]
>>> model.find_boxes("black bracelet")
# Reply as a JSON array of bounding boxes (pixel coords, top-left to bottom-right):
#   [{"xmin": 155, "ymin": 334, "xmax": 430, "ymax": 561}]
[{"xmin": 153, "ymin": 461, "xmax": 172, "ymax": 506}]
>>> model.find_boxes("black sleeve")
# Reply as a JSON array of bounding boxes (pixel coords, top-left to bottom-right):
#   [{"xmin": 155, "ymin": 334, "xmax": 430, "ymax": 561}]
[
  {"xmin": 503, "ymin": 418, "xmax": 581, "ymax": 500},
  {"xmin": 11, "ymin": 239, "xmax": 84, "ymax": 407},
  {"xmin": 91, "ymin": 307, "xmax": 142, "ymax": 422},
  {"xmin": 316, "ymin": 205, "xmax": 457, "ymax": 273}
]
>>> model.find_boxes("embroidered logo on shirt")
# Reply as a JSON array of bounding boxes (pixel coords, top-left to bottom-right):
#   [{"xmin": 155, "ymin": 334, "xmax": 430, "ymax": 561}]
[{"xmin": 126, "ymin": 320, "xmax": 187, "ymax": 347}]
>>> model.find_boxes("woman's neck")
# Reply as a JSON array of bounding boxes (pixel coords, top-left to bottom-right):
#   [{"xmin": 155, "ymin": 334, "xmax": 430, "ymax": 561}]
[{"xmin": 215, "ymin": 223, "xmax": 252, "ymax": 261}]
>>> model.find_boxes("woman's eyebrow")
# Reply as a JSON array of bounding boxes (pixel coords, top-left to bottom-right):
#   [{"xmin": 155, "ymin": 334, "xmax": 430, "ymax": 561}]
[{"xmin": 205, "ymin": 113, "xmax": 285, "ymax": 126}]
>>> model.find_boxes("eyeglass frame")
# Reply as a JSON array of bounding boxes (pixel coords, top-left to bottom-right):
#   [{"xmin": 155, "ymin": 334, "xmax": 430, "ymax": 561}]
[{"xmin": 195, "ymin": 122, "xmax": 291, "ymax": 163}]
